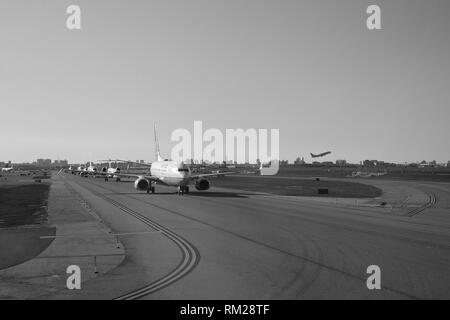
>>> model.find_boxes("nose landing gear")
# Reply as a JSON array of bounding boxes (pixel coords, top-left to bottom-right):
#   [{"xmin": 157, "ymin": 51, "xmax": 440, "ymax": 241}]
[{"xmin": 177, "ymin": 186, "xmax": 189, "ymax": 195}]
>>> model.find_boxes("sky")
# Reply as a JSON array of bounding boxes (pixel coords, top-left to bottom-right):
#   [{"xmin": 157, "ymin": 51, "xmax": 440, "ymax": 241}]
[{"xmin": 0, "ymin": 0, "xmax": 449, "ymax": 164}]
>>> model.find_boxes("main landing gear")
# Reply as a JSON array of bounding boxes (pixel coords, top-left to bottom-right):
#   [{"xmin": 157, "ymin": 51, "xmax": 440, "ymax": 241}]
[
  {"xmin": 177, "ymin": 186, "xmax": 189, "ymax": 195},
  {"xmin": 146, "ymin": 186, "xmax": 155, "ymax": 194},
  {"xmin": 105, "ymin": 177, "xmax": 121, "ymax": 182}
]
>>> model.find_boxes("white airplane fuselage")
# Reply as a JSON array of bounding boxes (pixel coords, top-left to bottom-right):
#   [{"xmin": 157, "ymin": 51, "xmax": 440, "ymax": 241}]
[
  {"xmin": 106, "ymin": 167, "xmax": 119, "ymax": 174},
  {"xmin": 148, "ymin": 160, "xmax": 191, "ymax": 186}
]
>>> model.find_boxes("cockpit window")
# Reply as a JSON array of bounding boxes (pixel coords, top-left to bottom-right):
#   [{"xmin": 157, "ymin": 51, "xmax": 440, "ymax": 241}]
[{"xmin": 178, "ymin": 168, "xmax": 189, "ymax": 172}]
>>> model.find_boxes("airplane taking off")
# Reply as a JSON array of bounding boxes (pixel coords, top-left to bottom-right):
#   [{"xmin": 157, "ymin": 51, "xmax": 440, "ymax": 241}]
[
  {"xmin": 310, "ymin": 151, "xmax": 331, "ymax": 158},
  {"xmin": 107, "ymin": 125, "xmax": 234, "ymax": 195}
]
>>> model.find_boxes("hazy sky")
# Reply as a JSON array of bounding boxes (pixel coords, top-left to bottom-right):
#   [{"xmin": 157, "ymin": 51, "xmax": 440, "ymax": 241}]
[{"xmin": 1, "ymin": 0, "xmax": 449, "ymax": 164}]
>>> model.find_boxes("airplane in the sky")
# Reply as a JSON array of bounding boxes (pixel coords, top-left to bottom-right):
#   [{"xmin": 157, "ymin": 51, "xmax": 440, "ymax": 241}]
[
  {"xmin": 98, "ymin": 125, "xmax": 234, "ymax": 195},
  {"xmin": 1, "ymin": 162, "xmax": 14, "ymax": 172},
  {"xmin": 310, "ymin": 151, "xmax": 332, "ymax": 158}
]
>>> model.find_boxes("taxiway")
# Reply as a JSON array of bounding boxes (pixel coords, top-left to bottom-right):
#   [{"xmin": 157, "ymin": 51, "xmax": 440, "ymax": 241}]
[{"xmin": 42, "ymin": 173, "xmax": 450, "ymax": 299}]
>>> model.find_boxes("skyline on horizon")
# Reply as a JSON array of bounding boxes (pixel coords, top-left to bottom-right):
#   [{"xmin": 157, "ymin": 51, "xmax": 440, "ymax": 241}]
[
  {"xmin": 2, "ymin": 154, "xmax": 449, "ymax": 166},
  {"xmin": 1, "ymin": 0, "xmax": 450, "ymax": 164}
]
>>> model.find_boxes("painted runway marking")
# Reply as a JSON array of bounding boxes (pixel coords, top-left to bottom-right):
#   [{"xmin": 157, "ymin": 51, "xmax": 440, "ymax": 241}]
[{"xmin": 71, "ymin": 180, "xmax": 200, "ymax": 300}]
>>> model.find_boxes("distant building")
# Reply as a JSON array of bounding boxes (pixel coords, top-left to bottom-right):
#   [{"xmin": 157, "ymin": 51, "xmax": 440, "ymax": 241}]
[
  {"xmin": 294, "ymin": 157, "xmax": 305, "ymax": 165},
  {"xmin": 53, "ymin": 159, "xmax": 68, "ymax": 167},
  {"xmin": 280, "ymin": 160, "xmax": 289, "ymax": 166},
  {"xmin": 36, "ymin": 159, "xmax": 52, "ymax": 166},
  {"xmin": 363, "ymin": 160, "xmax": 381, "ymax": 166},
  {"xmin": 418, "ymin": 160, "xmax": 437, "ymax": 168}
]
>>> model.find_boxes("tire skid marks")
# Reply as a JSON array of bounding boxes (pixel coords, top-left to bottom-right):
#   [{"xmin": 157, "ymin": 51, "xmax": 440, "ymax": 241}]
[
  {"xmin": 73, "ymin": 181, "xmax": 200, "ymax": 300},
  {"xmin": 85, "ymin": 178, "xmax": 420, "ymax": 300}
]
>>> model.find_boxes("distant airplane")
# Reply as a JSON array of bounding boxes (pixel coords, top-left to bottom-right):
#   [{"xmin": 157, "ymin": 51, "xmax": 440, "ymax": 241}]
[
  {"xmin": 310, "ymin": 151, "xmax": 331, "ymax": 158},
  {"xmin": 1, "ymin": 163, "xmax": 13, "ymax": 172},
  {"xmin": 98, "ymin": 159, "xmax": 122, "ymax": 181},
  {"xmin": 76, "ymin": 165, "xmax": 86, "ymax": 173},
  {"xmin": 86, "ymin": 161, "xmax": 98, "ymax": 173},
  {"xmin": 73, "ymin": 162, "xmax": 97, "ymax": 175}
]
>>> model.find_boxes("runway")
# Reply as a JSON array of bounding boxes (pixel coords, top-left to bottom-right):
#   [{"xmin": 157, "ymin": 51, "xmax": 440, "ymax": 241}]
[{"xmin": 51, "ymin": 173, "xmax": 450, "ymax": 299}]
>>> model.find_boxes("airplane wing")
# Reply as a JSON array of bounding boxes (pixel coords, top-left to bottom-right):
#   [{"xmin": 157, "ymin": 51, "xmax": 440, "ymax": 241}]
[
  {"xmin": 189, "ymin": 171, "xmax": 236, "ymax": 180},
  {"xmin": 66, "ymin": 169, "xmax": 84, "ymax": 173},
  {"xmin": 114, "ymin": 160, "xmax": 153, "ymax": 167},
  {"xmin": 68, "ymin": 169, "xmax": 159, "ymax": 181},
  {"xmin": 108, "ymin": 172, "xmax": 160, "ymax": 182}
]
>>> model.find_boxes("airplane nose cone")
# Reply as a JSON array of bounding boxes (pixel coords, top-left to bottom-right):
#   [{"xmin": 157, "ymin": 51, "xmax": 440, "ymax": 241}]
[{"xmin": 177, "ymin": 162, "xmax": 190, "ymax": 178}]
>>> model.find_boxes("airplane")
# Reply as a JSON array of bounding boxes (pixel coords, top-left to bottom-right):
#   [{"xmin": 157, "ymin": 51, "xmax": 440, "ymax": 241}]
[
  {"xmin": 73, "ymin": 165, "xmax": 87, "ymax": 175},
  {"xmin": 86, "ymin": 161, "xmax": 98, "ymax": 173},
  {"xmin": 310, "ymin": 151, "xmax": 331, "ymax": 158},
  {"xmin": 108, "ymin": 159, "xmax": 151, "ymax": 170},
  {"xmin": 99, "ymin": 125, "xmax": 234, "ymax": 195},
  {"xmin": 69, "ymin": 163, "xmax": 94, "ymax": 176},
  {"xmin": 1, "ymin": 162, "xmax": 14, "ymax": 172},
  {"xmin": 351, "ymin": 171, "xmax": 387, "ymax": 178},
  {"xmin": 98, "ymin": 159, "xmax": 122, "ymax": 181}
]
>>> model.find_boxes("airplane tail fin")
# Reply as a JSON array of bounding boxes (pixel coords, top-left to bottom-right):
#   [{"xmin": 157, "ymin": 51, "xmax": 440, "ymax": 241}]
[
  {"xmin": 310, "ymin": 153, "xmax": 314, "ymax": 157},
  {"xmin": 154, "ymin": 123, "xmax": 163, "ymax": 162}
]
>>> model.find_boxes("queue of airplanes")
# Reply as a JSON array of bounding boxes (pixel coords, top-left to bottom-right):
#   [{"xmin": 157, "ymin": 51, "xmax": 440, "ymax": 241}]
[
  {"xmin": 66, "ymin": 125, "xmax": 234, "ymax": 195},
  {"xmin": 6, "ymin": 124, "xmax": 331, "ymax": 193}
]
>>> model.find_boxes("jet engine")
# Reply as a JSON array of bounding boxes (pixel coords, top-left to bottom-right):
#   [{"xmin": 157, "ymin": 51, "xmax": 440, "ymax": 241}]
[
  {"xmin": 134, "ymin": 178, "xmax": 150, "ymax": 191},
  {"xmin": 195, "ymin": 179, "xmax": 210, "ymax": 191},
  {"xmin": 101, "ymin": 167, "xmax": 108, "ymax": 172}
]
